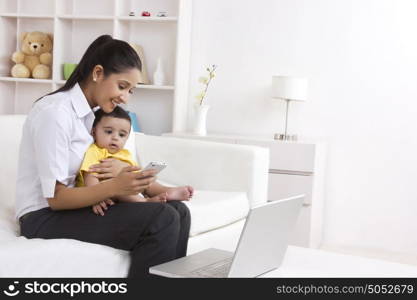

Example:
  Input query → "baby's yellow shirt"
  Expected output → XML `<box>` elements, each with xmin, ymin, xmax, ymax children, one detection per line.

<box><xmin>75</xmin><ymin>143</ymin><xmax>138</xmax><ymax>187</ymax></box>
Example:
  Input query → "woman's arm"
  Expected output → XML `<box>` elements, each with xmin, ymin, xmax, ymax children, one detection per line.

<box><xmin>84</xmin><ymin>170</ymin><xmax>148</xmax><ymax>203</ymax></box>
<box><xmin>83</xmin><ymin>171</ymin><xmax>116</xmax><ymax>216</ymax></box>
<box><xmin>47</xmin><ymin>166</ymin><xmax>157</xmax><ymax>211</ymax></box>
<box><xmin>84</xmin><ymin>169</ymin><xmax>151</xmax><ymax>215</ymax></box>
<box><xmin>47</xmin><ymin>179</ymin><xmax>117</xmax><ymax>210</ymax></box>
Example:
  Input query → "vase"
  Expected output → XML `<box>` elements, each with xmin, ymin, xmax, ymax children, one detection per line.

<box><xmin>153</xmin><ymin>57</ymin><xmax>165</xmax><ymax>86</ymax></box>
<box><xmin>192</xmin><ymin>104</ymin><xmax>210</xmax><ymax>136</ymax></box>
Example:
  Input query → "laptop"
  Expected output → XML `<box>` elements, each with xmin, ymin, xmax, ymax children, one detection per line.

<box><xmin>149</xmin><ymin>195</ymin><xmax>304</xmax><ymax>278</ymax></box>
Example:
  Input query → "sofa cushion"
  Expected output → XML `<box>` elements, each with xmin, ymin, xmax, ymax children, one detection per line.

<box><xmin>1</xmin><ymin>180</ymin><xmax>250</xmax><ymax>240</ymax></box>
<box><xmin>0</xmin><ymin>188</ymin><xmax>248</xmax><ymax>276</ymax></box>
<box><xmin>0</xmin><ymin>206</ymin><xmax>130</xmax><ymax>277</ymax></box>
<box><xmin>0</xmin><ymin>236</ymin><xmax>130</xmax><ymax>277</ymax></box>
<box><xmin>185</xmin><ymin>190</ymin><xmax>249</xmax><ymax>237</ymax></box>
<box><xmin>1</xmin><ymin>187</ymin><xmax>250</xmax><ymax>240</ymax></box>
<box><xmin>0</xmin><ymin>190</ymin><xmax>249</xmax><ymax>276</ymax></box>
<box><xmin>0</xmin><ymin>115</ymin><xmax>26</xmax><ymax>212</ymax></box>
<box><xmin>0</xmin><ymin>208</ymin><xmax>19</xmax><ymax>240</ymax></box>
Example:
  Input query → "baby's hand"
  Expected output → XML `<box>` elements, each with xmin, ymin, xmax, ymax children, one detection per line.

<box><xmin>92</xmin><ymin>199</ymin><xmax>115</xmax><ymax>216</ymax></box>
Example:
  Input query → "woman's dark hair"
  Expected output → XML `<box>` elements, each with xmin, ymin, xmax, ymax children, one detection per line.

<box><xmin>38</xmin><ymin>35</ymin><xmax>141</xmax><ymax>100</ymax></box>
<box><xmin>93</xmin><ymin>106</ymin><xmax>131</xmax><ymax>129</ymax></box>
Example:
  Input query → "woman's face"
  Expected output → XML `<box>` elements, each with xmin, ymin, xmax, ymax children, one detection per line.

<box><xmin>92</xmin><ymin>67</ymin><xmax>141</xmax><ymax>113</ymax></box>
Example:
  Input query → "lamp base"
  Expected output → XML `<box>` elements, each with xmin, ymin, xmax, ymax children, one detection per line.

<box><xmin>274</xmin><ymin>133</ymin><xmax>298</xmax><ymax>141</ymax></box>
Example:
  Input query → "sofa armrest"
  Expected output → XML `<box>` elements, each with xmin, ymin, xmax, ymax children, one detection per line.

<box><xmin>0</xmin><ymin>114</ymin><xmax>26</xmax><ymax>213</ymax></box>
<box><xmin>134</xmin><ymin>134</ymin><xmax>269</xmax><ymax>207</ymax></box>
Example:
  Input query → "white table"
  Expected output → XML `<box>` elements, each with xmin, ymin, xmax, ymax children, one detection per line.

<box><xmin>261</xmin><ymin>246</ymin><xmax>417</xmax><ymax>277</ymax></box>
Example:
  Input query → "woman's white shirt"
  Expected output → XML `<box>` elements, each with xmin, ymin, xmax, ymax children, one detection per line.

<box><xmin>15</xmin><ymin>84</ymin><xmax>95</xmax><ymax>220</ymax></box>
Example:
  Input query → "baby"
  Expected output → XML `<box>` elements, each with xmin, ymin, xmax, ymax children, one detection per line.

<box><xmin>76</xmin><ymin>106</ymin><xmax>193</xmax><ymax>215</ymax></box>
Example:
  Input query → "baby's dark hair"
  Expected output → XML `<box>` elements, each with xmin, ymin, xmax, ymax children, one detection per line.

<box><xmin>92</xmin><ymin>106</ymin><xmax>131</xmax><ymax>129</ymax></box>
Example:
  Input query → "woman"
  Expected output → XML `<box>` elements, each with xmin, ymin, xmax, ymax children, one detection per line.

<box><xmin>15</xmin><ymin>35</ymin><xmax>191</xmax><ymax>278</ymax></box>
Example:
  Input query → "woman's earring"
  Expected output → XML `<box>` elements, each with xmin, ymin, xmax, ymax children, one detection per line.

<box><xmin>93</xmin><ymin>78</ymin><xmax>97</xmax><ymax>82</ymax></box>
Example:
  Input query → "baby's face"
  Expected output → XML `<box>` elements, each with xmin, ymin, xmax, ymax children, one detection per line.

<box><xmin>93</xmin><ymin>116</ymin><xmax>131</xmax><ymax>154</ymax></box>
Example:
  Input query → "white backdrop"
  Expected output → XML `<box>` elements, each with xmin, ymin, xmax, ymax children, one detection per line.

<box><xmin>187</xmin><ymin>0</ymin><xmax>417</xmax><ymax>256</ymax></box>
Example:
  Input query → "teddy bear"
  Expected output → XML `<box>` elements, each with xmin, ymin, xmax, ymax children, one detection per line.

<box><xmin>11</xmin><ymin>31</ymin><xmax>53</xmax><ymax>79</ymax></box>
<box><xmin>129</xmin><ymin>43</ymin><xmax>150</xmax><ymax>84</ymax></box>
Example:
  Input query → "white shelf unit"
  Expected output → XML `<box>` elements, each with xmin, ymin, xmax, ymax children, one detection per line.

<box><xmin>0</xmin><ymin>0</ymin><xmax>192</xmax><ymax>135</ymax></box>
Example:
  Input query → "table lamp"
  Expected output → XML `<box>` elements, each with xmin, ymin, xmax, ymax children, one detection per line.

<box><xmin>271</xmin><ymin>75</ymin><xmax>308</xmax><ymax>141</ymax></box>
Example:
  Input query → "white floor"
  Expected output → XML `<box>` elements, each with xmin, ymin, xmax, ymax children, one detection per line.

<box><xmin>265</xmin><ymin>246</ymin><xmax>417</xmax><ymax>277</ymax></box>
<box><xmin>320</xmin><ymin>244</ymin><xmax>417</xmax><ymax>267</ymax></box>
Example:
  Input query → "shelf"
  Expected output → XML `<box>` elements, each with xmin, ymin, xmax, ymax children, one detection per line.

<box><xmin>136</xmin><ymin>84</ymin><xmax>175</xmax><ymax>90</ymax></box>
<box><xmin>0</xmin><ymin>77</ymin><xmax>53</xmax><ymax>84</ymax></box>
<box><xmin>0</xmin><ymin>77</ymin><xmax>175</xmax><ymax>90</ymax></box>
<box><xmin>0</xmin><ymin>0</ymin><xmax>190</xmax><ymax>135</ymax></box>
<box><xmin>57</xmin><ymin>15</ymin><xmax>114</xmax><ymax>20</ymax></box>
<box><xmin>0</xmin><ymin>13</ymin><xmax>54</xmax><ymax>19</ymax></box>
<box><xmin>55</xmin><ymin>80</ymin><xmax>174</xmax><ymax>90</ymax></box>
<box><xmin>117</xmin><ymin>16</ymin><xmax>178</xmax><ymax>22</ymax></box>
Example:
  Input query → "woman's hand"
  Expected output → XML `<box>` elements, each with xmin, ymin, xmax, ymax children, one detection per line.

<box><xmin>112</xmin><ymin>166</ymin><xmax>157</xmax><ymax>197</ymax></box>
<box><xmin>88</xmin><ymin>158</ymin><xmax>129</xmax><ymax>180</ymax></box>
<box><xmin>92</xmin><ymin>198</ymin><xmax>115</xmax><ymax>216</ymax></box>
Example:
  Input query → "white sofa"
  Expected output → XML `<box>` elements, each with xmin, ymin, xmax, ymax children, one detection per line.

<box><xmin>0</xmin><ymin>115</ymin><xmax>269</xmax><ymax>277</ymax></box>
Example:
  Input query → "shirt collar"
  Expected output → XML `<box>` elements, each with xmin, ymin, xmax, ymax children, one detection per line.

<box><xmin>70</xmin><ymin>83</ymin><xmax>95</xmax><ymax>119</ymax></box>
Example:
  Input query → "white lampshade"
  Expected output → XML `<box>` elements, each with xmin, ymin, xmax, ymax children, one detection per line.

<box><xmin>272</xmin><ymin>75</ymin><xmax>308</xmax><ymax>102</ymax></box>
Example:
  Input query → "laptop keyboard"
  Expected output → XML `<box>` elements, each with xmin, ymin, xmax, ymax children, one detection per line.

<box><xmin>188</xmin><ymin>257</ymin><xmax>233</xmax><ymax>278</ymax></box>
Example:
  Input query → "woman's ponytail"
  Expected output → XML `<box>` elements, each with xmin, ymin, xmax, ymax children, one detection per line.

<box><xmin>36</xmin><ymin>34</ymin><xmax>141</xmax><ymax>101</ymax></box>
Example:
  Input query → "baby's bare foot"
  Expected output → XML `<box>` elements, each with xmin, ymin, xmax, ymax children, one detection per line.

<box><xmin>186</xmin><ymin>186</ymin><xmax>194</xmax><ymax>198</ymax></box>
<box><xmin>167</xmin><ymin>186</ymin><xmax>192</xmax><ymax>201</ymax></box>
<box><xmin>148</xmin><ymin>192</ymin><xmax>167</xmax><ymax>203</ymax></box>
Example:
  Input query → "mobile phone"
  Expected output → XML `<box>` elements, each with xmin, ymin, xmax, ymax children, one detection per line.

<box><xmin>141</xmin><ymin>161</ymin><xmax>167</xmax><ymax>174</ymax></box>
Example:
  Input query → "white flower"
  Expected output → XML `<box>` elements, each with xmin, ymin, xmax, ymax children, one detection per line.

<box><xmin>196</xmin><ymin>65</ymin><xmax>217</xmax><ymax>106</ymax></box>
<box><xmin>199</xmin><ymin>77</ymin><xmax>208</xmax><ymax>84</ymax></box>
<box><xmin>195</xmin><ymin>92</ymin><xmax>205</xmax><ymax>101</ymax></box>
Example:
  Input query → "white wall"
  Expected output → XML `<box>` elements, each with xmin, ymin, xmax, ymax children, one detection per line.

<box><xmin>187</xmin><ymin>0</ymin><xmax>417</xmax><ymax>255</ymax></box>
